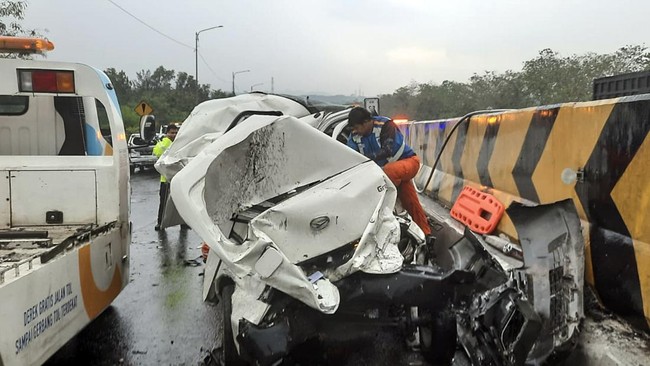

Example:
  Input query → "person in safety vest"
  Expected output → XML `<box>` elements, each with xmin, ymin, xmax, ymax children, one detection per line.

<box><xmin>346</xmin><ymin>107</ymin><xmax>431</xmax><ymax>235</ymax></box>
<box><xmin>153</xmin><ymin>124</ymin><xmax>178</xmax><ymax>231</ymax></box>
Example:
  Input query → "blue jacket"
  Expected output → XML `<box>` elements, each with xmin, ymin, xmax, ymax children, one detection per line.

<box><xmin>347</xmin><ymin>116</ymin><xmax>415</xmax><ymax>167</ymax></box>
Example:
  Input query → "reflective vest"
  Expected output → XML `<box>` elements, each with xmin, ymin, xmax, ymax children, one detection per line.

<box><xmin>153</xmin><ymin>137</ymin><xmax>173</xmax><ymax>182</ymax></box>
<box><xmin>348</xmin><ymin>116</ymin><xmax>414</xmax><ymax>167</ymax></box>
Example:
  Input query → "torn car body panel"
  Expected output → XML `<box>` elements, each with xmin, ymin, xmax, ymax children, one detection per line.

<box><xmin>507</xmin><ymin>200</ymin><xmax>584</xmax><ymax>362</ymax></box>
<box><xmin>156</xmin><ymin>93</ymin><xmax>317</xmax><ymax>228</ymax></box>
<box><xmin>156</xmin><ymin>93</ymin><xmax>313</xmax><ymax>183</ymax></box>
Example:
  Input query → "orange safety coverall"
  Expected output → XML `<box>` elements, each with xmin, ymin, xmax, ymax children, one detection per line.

<box><xmin>383</xmin><ymin>155</ymin><xmax>431</xmax><ymax>235</ymax></box>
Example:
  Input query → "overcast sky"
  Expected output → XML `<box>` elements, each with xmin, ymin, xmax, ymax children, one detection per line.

<box><xmin>24</xmin><ymin>0</ymin><xmax>650</xmax><ymax>96</ymax></box>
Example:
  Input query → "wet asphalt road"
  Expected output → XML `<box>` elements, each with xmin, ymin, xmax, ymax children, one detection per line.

<box><xmin>45</xmin><ymin>169</ymin><xmax>222</xmax><ymax>366</ymax></box>
<box><xmin>42</xmin><ymin>170</ymin><xmax>425</xmax><ymax>366</ymax></box>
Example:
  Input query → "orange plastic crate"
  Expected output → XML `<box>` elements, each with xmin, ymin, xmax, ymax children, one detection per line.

<box><xmin>450</xmin><ymin>186</ymin><xmax>504</xmax><ymax>234</ymax></box>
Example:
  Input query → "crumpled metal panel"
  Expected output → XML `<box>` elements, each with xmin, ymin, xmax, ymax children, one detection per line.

<box><xmin>508</xmin><ymin>199</ymin><xmax>584</xmax><ymax>363</ymax></box>
<box><xmin>156</xmin><ymin>94</ymin><xmax>314</xmax><ymax>228</ymax></box>
<box><xmin>250</xmin><ymin>163</ymin><xmax>394</xmax><ymax>264</ymax></box>
<box><xmin>156</xmin><ymin>93</ymin><xmax>311</xmax><ymax>183</ymax></box>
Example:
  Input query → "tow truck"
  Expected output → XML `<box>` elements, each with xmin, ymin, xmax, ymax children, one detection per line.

<box><xmin>0</xmin><ymin>37</ymin><xmax>130</xmax><ymax>365</ymax></box>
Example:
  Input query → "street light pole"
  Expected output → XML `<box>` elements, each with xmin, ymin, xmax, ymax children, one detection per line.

<box><xmin>195</xmin><ymin>25</ymin><xmax>223</xmax><ymax>88</ymax></box>
<box><xmin>232</xmin><ymin>69</ymin><xmax>250</xmax><ymax>95</ymax></box>
<box><xmin>250</xmin><ymin>83</ymin><xmax>264</xmax><ymax>92</ymax></box>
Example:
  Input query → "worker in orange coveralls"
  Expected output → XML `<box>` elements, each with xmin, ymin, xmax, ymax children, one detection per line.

<box><xmin>346</xmin><ymin>107</ymin><xmax>431</xmax><ymax>235</ymax></box>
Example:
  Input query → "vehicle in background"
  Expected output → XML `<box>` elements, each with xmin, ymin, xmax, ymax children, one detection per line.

<box><xmin>149</xmin><ymin>93</ymin><xmax>584</xmax><ymax>366</ymax></box>
<box><xmin>0</xmin><ymin>37</ymin><xmax>130</xmax><ymax>365</ymax></box>
<box><xmin>158</xmin><ymin>122</ymin><xmax>182</xmax><ymax>136</ymax></box>
<box><xmin>592</xmin><ymin>70</ymin><xmax>650</xmax><ymax>100</ymax></box>
<box><xmin>128</xmin><ymin>133</ymin><xmax>158</xmax><ymax>173</ymax></box>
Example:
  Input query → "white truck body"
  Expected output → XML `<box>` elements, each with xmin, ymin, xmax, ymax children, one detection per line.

<box><xmin>0</xmin><ymin>58</ymin><xmax>130</xmax><ymax>366</ymax></box>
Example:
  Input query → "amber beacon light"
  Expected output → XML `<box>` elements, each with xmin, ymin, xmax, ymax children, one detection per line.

<box><xmin>0</xmin><ymin>36</ymin><xmax>55</xmax><ymax>54</ymax></box>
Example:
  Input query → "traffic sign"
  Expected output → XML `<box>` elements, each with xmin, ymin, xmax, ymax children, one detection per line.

<box><xmin>364</xmin><ymin>98</ymin><xmax>380</xmax><ymax>115</ymax></box>
<box><xmin>135</xmin><ymin>101</ymin><xmax>153</xmax><ymax>116</ymax></box>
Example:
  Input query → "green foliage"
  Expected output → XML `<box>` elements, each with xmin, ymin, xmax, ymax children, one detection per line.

<box><xmin>105</xmin><ymin>66</ymin><xmax>231</xmax><ymax>133</ymax></box>
<box><xmin>120</xmin><ymin>105</ymin><xmax>140</xmax><ymax>133</ymax></box>
<box><xmin>380</xmin><ymin>45</ymin><xmax>650</xmax><ymax>120</ymax></box>
<box><xmin>105</xmin><ymin>68</ymin><xmax>132</xmax><ymax>102</ymax></box>
<box><xmin>379</xmin><ymin>83</ymin><xmax>417</xmax><ymax>118</ymax></box>
<box><xmin>0</xmin><ymin>0</ymin><xmax>43</xmax><ymax>60</ymax></box>
<box><xmin>0</xmin><ymin>0</ymin><xmax>27</xmax><ymax>36</ymax></box>
<box><xmin>0</xmin><ymin>1</ymin><xmax>45</xmax><ymax>59</ymax></box>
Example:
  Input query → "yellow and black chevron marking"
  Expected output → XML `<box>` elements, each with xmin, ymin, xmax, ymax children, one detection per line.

<box><xmin>403</xmin><ymin>96</ymin><xmax>650</xmax><ymax>330</ymax></box>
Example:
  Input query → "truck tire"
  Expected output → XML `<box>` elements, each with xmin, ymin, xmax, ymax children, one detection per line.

<box><xmin>418</xmin><ymin>308</ymin><xmax>457</xmax><ymax>365</ymax></box>
<box><xmin>222</xmin><ymin>284</ymin><xmax>246</xmax><ymax>365</ymax></box>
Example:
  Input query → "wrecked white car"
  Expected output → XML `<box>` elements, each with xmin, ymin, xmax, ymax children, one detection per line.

<box><xmin>150</xmin><ymin>93</ymin><xmax>584</xmax><ymax>365</ymax></box>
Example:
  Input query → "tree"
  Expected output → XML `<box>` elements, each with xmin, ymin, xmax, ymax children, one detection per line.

<box><xmin>210</xmin><ymin>89</ymin><xmax>231</xmax><ymax>99</ymax></box>
<box><xmin>149</xmin><ymin>66</ymin><xmax>176</xmax><ymax>91</ymax></box>
<box><xmin>469</xmin><ymin>71</ymin><xmax>531</xmax><ymax>110</ymax></box>
<box><xmin>520</xmin><ymin>46</ymin><xmax>650</xmax><ymax>105</ymax></box>
<box><xmin>120</xmin><ymin>105</ymin><xmax>140</xmax><ymax>133</ymax></box>
<box><xmin>412</xmin><ymin>82</ymin><xmax>440</xmax><ymax>119</ymax></box>
<box><xmin>133</xmin><ymin>69</ymin><xmax>154</xmax><ymax>91</ymax></box>
<box><xmin>380</xmin><ymin>45</ymin><xmax>650</xmax><ymax>120</ymax></box>
<box><xmin>104</xmin><ymin>66</ymin><xmax>230</xmax><ymax>133</ymax></box>
<box><xmin>435</xmin><ymin>80</ymin><xmax>476</xmax><ymax>118</ymax></box>
<box><xmin>104</xmin><ymin>68</ymin><xmax>132</xmax><ymax>103</ymax></box>
<box><xmin>380</xmin><ymin>83</ymin><xmax>418</xmax><ymax>119</ymax></box>
<box><xmin>132</xmin><ymin>67</ymin><xmax>176</xmax><ymax>92</ymax></box>
<box><xmin>0</xmin><ymin>1</ymin><xmax>45</xmax><ymax>59</ymax></box>
<box><xmin>1</xmin><ymin>0</ymin><xmax>27</xmax><ymax>36</ymax></box>
<box><xmin>611</xmin><ymin>45</ymin><xmax>650</xmax><ymax>74</ymax></box>
<box><xmin>520</xmin><ymin>48</ymin><xmax>568</xmax><ymax>104</ymax></box>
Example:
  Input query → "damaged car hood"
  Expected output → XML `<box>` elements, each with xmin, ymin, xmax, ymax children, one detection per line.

<box><xmin>169</xmin><ymin>110</ymin><xmax>403</xmax><ymax>313</ymax></box>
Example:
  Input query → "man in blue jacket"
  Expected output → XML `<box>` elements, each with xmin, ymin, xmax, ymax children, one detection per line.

<box><xmin>346</xmin><ymin>107</ymin><xmax>431</xmax><ymax>235</ymax></box>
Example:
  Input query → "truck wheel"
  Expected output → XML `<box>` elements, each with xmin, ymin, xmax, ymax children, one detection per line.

<box><xmin>419</xmin><ymin>308</ymin><xmax>457</xmax><ymax>365</ymax></box>
<box><xmin>222</xmin><ymin>284</ymin><xmax>246</xmax><ymax>365</ymax></box>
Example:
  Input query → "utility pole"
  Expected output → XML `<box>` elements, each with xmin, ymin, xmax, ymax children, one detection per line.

<box><xmin>271</xmin><ymin>77</ymin><xmax>274</xmax><ymax>93</ymax></box>
<box><xmin>232</xmin><ymin>70</ymin><xmax>250</xmax><ymax>95</ymax></box>
<box><xmin>194</xmin><ymin>25</ymin><xmax>223</xmax><ymax>98</ymax></box>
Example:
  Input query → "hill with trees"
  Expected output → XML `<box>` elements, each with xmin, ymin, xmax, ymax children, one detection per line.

<box><xmin>379</xmin><ymin>46</ymin><xmax>650</xmax><ymax>120</ymax></box>
<box><xmin>104</xmin><ymin>66</ymin><xmax>229</xmax><ymax>132</ymax></box>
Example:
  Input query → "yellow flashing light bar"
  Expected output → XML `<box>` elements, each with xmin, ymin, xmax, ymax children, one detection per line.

<box><xmin>0</xmin><ymin>36</ymin><xmax>55</xmax><ymax>54</ymax></box>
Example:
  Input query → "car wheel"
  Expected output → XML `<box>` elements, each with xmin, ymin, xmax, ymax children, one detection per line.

<box><xmin>222</xmin><ymin>284</ymin><xmax>247</xmax><ymax>365</ymax></box>
<box><xmin>130</xmin><ymin>165</ymin><xmax>136</xmax><ymax>174</ymax></box>
<box><xmin>418</xmin><ymin>308</ymin><xmax>457</xmax><ymax>365</ymax></box>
